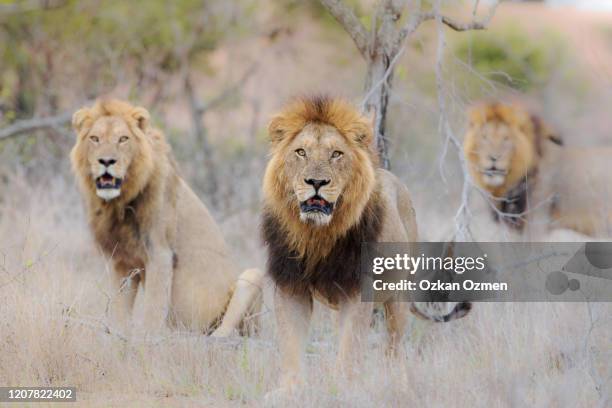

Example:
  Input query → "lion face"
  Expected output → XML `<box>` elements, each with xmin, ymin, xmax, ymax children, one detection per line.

<box><xmin>84</xmin><ymin>116</ymin><xmax>140</xmax><ymax>200</ymax></box>
<box><xmin>464</xmin><ymin>103</ymin><xmax>538</xmax><ymax>195</ymax></box>
<box><xmin>71</xmin><ymin>100</ymin><xmax>154</xmax><ymax>203</ymax></box>
<box><xmin>284</xmin><ymin>123</ymin><xmax>354</xmax><ymax>226</ymax></box>
<box><xmin>263</xmin><ymin>96</ymin><xmax>377</xmax><ymax>243</ymax></box>
<box><xmin>469</xmin><ymin>121</ymin><xmax>516</xmax><ymax>187</ymax></box>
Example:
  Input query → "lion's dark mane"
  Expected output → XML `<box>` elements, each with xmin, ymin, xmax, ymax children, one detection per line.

<box><xmin>262</xmin><ymin>197</ymin><xmax>384</xmax><ymax>305</ymax></box>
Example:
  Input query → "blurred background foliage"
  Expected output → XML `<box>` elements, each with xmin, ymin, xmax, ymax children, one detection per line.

<box><xmin>454</xmin><ymin>24</ymin><xmax>567</xmax><ymax>91</ymax></box>
<box><xmin>0</xmin><ymin>0</ymin><xmax>609</xmax><ymax>223</ymax></box>
<box><xmin>0</xmin><ymin>0</ymin><xmax>247</xmax><ymax>119</ymax></box>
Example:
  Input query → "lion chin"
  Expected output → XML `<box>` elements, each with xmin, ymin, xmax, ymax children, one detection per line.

<box><xmin>481</xmin><ymin>171</ymin><xmax>506</xmax><ymax>187</ymax></box>
<box><xmin>299</xmin><ymin>211</ymin><xmax>331</xmax><ymax>226</ymax></box>
<box><xmin>96</xmin><ymin>188</ymin><xmax>121</xmax><ymax>201</ymax></box>
<box><xmin>299</xmin><ymin>195</ymin><xmax>334</xmax><ymax>226</ymax></box>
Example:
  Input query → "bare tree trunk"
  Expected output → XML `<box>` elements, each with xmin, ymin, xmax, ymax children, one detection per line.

<box><xmin>364</xmin><ymin>53</ymin><xmax>393</xmax><ymax>169</ymax></box>
<box><xmin>362</xmin><ymin>0</ymin><xmax>402</xmax><ymax>169</ymax></box>
<box><xmin>320</xmin><ymin>0</ymin><xmax>497</xmax><ymax>170</ymax></box>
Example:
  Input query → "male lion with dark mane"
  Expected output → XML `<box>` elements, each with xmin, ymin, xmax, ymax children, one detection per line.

<box><xmin>71</xmin><ymin>99</ymin><xmax>263</xmax><ymax>337</ymax></box>
<box><xmin>464</xmin><ymin>102</ymin><xmax>612</xmax><ymax>237</ymax></box>
<box><xmin>261</xmin><ymin>95</ymin><xmax>471</xmax><ymax>397</ymax></box>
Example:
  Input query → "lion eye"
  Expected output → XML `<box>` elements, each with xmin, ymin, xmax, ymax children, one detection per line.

<box><xmin>89</xmin><ymin>135</ymin><xmax>99</xmax><ymax>143</ymax></box>
<box><xmin>331</xmin><ymin>150</ymin><xmax>343</xmax><ymax>159</ymax></box>
<box><xmin>118</xmin><ymin>135</ymin><xmax>129</xmax><ymax>143</ymax></box>
<box><xmin>295</xmin><ymin>148</ymin><xmax>306</xmax><ymax>157</ymax></box>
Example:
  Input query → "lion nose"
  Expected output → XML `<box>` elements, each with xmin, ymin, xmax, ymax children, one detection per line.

<box><xmin>488</xmin><ymin>155</ymin><xmax>497</xmax><ymax>162</ymax></box>
<box><xmin>98</xmin><ymin>158</ymin><xmax>117</xmax><ymax>167</ymax></box>
<box><xmin>305</xmin><ymin>178</ymin><xmax>330</xmax><ymax>191</ymax></box>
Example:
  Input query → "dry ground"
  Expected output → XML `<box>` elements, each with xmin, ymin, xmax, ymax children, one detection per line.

<box><xmin>0</xmin><ymin>176</ymin><xmax>610</xmax><ymax>408</ymax></box>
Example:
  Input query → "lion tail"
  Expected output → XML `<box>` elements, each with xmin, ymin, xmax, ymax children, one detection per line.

<box><xmin>410</xmin><ymin>301</ymin><xmax>472</xmax><ymax>322</ymax></box>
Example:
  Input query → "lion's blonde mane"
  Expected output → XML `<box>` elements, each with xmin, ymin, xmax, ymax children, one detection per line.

<box><xmin>463</xmin><ymin>102</ymin><xmax>546</xmax><ymax>198</ymax></box>
<box><xmin>262</xmin><ymin>96</ymin><xmax>380</xmax><ymax>264</ymax></box>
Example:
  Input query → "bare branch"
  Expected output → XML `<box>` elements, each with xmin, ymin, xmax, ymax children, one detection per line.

<box><xmin>0</xmin><ymin>112</ymin><xmax>72</xmax><ymax>141</ymax></box>
<box><xmin>422</xmin><ymin>6</ymin><xmax>498</xmax><ymax>32</ymax></box>
<box><xmin>433</xmin><ymin>0</ymin><xmax>473</xmax><ymax>241</ymax></box>
<box><xmin>394</xmin><ymin>0</ymin><xmax>498</xmax><ymax>53</ymax></box>
<box><xmin>394</xmin><ymin>0</ymin><xmax>424</xmax><ymax>53</ymax></box>
<box><xmin>319</xmin><ymin>0</ymin><xmax>370</xmax><ymax>56</ymax></box>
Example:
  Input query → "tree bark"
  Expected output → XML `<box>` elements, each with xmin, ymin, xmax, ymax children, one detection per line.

<box><xmin>364</xmin><ymin>53</ymin><xmax>393</xmax><ymax>170</ymax></box>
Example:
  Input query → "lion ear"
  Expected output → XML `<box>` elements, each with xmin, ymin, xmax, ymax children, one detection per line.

<box><xmin>268</xmin><ymin>116</ymin><xmax>286</xmax><ymax>145</ymax></box>
<box><xmin>352</xmin><ymin>119</ymin><xmax>373</xmax><ymax>146</ymax></box>
<box><xmin>468</xmin><ymin>106</ymin><xmax>485</xmax><ymax>127</ymax></box>
<box><xmin>542</xmin><ymin>122</ymin><xmax>563</xmax><ymax>146</ymax></box>
<box><xmin>131</xmin><ymin>106</ymin><xmax>150</xmax><ymax>131</ymax></box>
<box><xmin>72</xmin><ymin>107</ymin><xmax>91</xmax><ymax>134</ymax></box>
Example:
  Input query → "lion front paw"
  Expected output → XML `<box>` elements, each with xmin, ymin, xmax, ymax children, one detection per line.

<box><xmin>264</xmin><ymin>376</ymin><xmax>304</xmax><ymax>406</ymax></box>
<box><xmin>263</xmin><ymin>386</ymin><xmax>300</xmax><ymax>406</ymax></box>
<box><xmin>210</xmin><ymin>326</ymin><xmax>235</xmax><ymax>338</ymax></box>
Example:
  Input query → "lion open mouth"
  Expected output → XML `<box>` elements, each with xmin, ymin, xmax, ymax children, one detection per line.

<box><xmin>482</xmin><ymin>167</ymin><xmax>507</xmax><ymax>177</ymax></box>
<box><xmin>95</xmin><ymin>173</ymin><xmax>122</xmax><ymax>190</ymax></box>
<box><xmin>300</xmin><ymin>196</ymin><xmax>334</xmax><ymax>215</ymax></box>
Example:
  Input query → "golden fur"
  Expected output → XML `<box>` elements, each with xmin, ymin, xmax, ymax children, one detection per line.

<box><xmin>71</xmin><ymin>99</ymin><xmax>263</xmax><ymax>336</ymax></box>
<box><xmin>547</xmin><ymin>147</ymin><xmax>612</xmax><ymax>236</ymax></box>
<box><xmin>464</xmin><ymin>102</ymin><xmax>612</xmax><ymax>236</ymax></box>
<box><xmin>463</xmin><ymin>102</ymin><xmax>561</xmax><ymax>229</ymax></box>
<box><xmin>464</xmin><ymin>102</ymin><xmax>560</xmax><ymax>198</ymax></box>
<box><xmin>264</xmin><ymin>96</ymin><xmax>379</xmax><ymax>265</ymax></box>
<box><xmin>262</xmin><ymin>96</ymin><xmax>470</xmax><ymax>400</ymax></box>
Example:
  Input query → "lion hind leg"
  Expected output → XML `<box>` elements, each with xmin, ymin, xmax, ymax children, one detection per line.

<box><xmin>211</xmin><ymin>268</ymin><xmax>265</xmax><ymax>337</ymax></box>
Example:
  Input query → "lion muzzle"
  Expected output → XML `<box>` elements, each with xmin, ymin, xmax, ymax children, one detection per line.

<box><xmin>480</xmin><ymin>167</ymin><xmax>508</xmax><ymax>187</ymax></box>
<box><xmin>299</xmin><ymin>195</ymin><xmax>334</xmax><ymax>215</ymax></box>
<box><xmin>94</xmin><ymin>164</ymin><xmax>123</xmax><ymax>201</ymax></box>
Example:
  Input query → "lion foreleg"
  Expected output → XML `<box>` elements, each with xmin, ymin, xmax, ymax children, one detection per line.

<box><xmin>108</xmin><ymin>266</ymin><xmax>139</xmax><ymax>335</ymax></box>
<box><xmin>274</xmin><ymin>288</ymin><xmax>312</xmax><ymax>392</ymax></box>
<box><xmin>142</xmin><ymin>246</ymin><xmax>173</xmax><ymax>335</ymax></box>
<box><xmin>212</xmin><ymin>268</ymin><xmax>265</xmax><ymax>337</ymax></box>
<box><xmin>336</xmin><ymin>297</ymin><xmax>373</xmax><ymax>379</ymax></box>
<box><xmin>383</xmin><ymin>300</ymin><xmax>408</xmax><ymax>357</ymax></box>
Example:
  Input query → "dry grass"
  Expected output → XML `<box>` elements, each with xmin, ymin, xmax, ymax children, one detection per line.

<box><xmin>0</xmin><ymin>177</ymin><xmax>610</xmax><ymax>408</ymax></box>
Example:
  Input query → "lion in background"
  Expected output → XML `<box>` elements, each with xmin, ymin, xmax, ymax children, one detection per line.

<box><xmin>464</xmin><ymin>102</ymin><xmax>612</xmax><ymax>237</ymax></box>
<box><xmin>262</xmin><ymin>95</ymin><xmax>471</xmax><ymax>398</ymax></box>
<box><xmin>71</xmin><ymin>99</ymin><xmax>263</xmax><ymax>337</ymax></box>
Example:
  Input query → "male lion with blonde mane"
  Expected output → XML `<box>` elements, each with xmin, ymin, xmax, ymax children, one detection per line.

<box><xmin>464</xmin><ymin>102</ymin><xmax>612</xmax><ymax>237</ymax></box>
<box><xmin>71</xmin><ymin>99</ymin><xmax>263</xmax><ymax>337</ymax></box>
<box><xmin>262</xmin><ymin>95</ymin><xmax>471</xmax><ymax>398</ymax></box>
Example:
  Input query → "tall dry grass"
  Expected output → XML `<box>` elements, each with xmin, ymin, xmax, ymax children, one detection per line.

<box><xmin>0</xmin><ymin>176</ymin><xmax>610</xmax><ymax>407</ymax></box>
